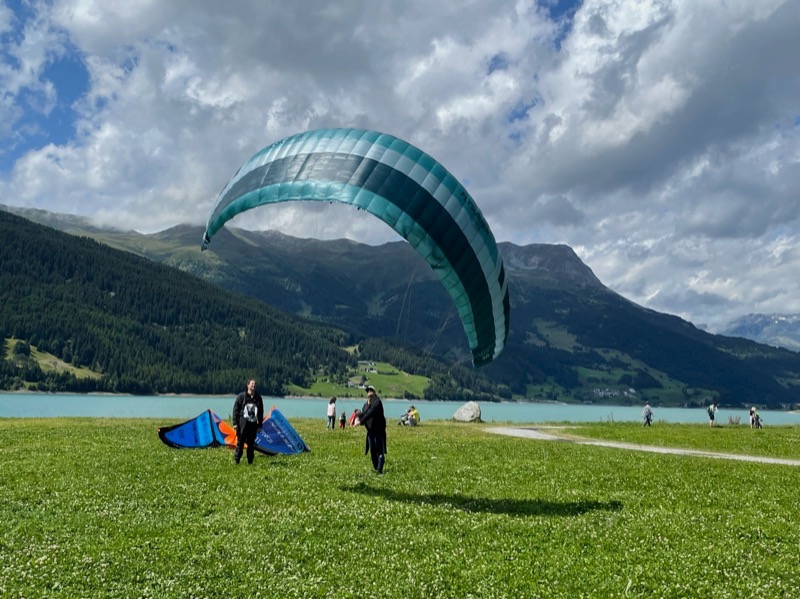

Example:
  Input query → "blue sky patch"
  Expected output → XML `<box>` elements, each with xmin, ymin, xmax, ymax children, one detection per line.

<box><xmin>539</xmin><ymin>0</ymin><xmax>583</xmax><ymax>21</ymax></box>
<box><xmin>508</xmin><ymin>97</ymin><xmax>541</xmax><ymax>123</ymax></box>
<box><xmin>487</xmin><ymin>53</ymin><xmax>509</xmax><ymax>75</ymax></box>
<box><xmin>538</xmin><ymin>0</ymin><xmax>582</xmax><ymax>50</ymax></box>
<box><xmin>0</xmin><ymin>2</ymin><xmax>90</xmax><ymax>171</ymax></box>
<box><xmin>38</xmin><ymin>53</ymin><xmax>89</xmax><ymax>139</ymax></box>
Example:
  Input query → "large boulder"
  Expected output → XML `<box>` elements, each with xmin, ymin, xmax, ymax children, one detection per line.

<box><xmin>453</xmin><ymin>401</ymin><xmax>482</xmax><ymax>423</ymax></box>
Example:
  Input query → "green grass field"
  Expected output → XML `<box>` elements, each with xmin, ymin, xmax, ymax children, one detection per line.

<box><xmin>2</xmin><ymin>419</ymin><xmax>799</xmax><ymax>598</ymax></box>
<box><xmin>567</xmin><ymin>422</ymin><xmax>800</xmax><ymax>460</ymax></box>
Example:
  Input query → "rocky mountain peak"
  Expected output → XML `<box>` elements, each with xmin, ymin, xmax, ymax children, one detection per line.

<box><xmin>500</xmin><ymin>242</ymin><xmax>604</xmax><ymax>289</ymax></box>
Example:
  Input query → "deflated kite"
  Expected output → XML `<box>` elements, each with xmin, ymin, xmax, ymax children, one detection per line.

<box><xmin>158</xmin><ymin>409</ymin><xmax>235</xmax><ymax>449</ymax></box>
<box><xmin>158</xmin><ymin>408</ymin><xmax>309</xmax><ymax>455</ymax></box>
<box><xmin>255</xmin><ymin>407</ymin><xmax>309</xmax><ymax>455</ymax></box>
<box><xmin>202</xmin><ymin>128</ymin><xmax>510</xmax><ymax>366</ymax></box>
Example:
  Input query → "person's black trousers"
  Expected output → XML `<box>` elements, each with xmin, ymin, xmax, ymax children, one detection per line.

<box><xmin>234</xmin><ymin>422</ymin><xmax>258</xmax><ymax>464</ymax></box>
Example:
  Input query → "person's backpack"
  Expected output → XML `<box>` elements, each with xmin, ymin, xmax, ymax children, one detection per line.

<box><xmin>707</xmin><ymin>406</ymin><xmax>713</xmax><ymax>417</ymax></box>
<box><xmin>243</xmin><ymin>403</ymin><xmax>258</xmax><ymax>423</ymax></box>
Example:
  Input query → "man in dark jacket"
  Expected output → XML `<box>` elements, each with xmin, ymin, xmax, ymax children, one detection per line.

<box><xmin>359</xmin><ymin>385</ymin><xmax>386</xmax><ymax>474</ymax></box>
<box><xmin>232</xmin><ymin>378</ymin><xmax>264</xmax><ymax>465</ymax></box>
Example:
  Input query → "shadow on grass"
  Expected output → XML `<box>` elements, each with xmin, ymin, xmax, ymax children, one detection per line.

<box><xmin>342</xmin><ymin>483</ymin><xmax>623</xmax><ymax>517</ymax></box>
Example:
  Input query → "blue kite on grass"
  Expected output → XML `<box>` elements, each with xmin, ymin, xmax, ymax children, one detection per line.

<box><xmin>158</xmin><ymin>407</ymin><xmax>309</xmax><ymax>455</ymax></box>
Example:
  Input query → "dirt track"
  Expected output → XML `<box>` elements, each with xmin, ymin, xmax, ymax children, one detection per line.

<box><xmin>487</xmin><ymin>426</ymin><xmax>800</xmax><ymax>466</ymax></box>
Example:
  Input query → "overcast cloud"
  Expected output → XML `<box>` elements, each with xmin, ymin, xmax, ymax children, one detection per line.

<box><xmin>1</xmin><ymin>0</ymin><xmax>798</xmax><ymax>332</ymax></box>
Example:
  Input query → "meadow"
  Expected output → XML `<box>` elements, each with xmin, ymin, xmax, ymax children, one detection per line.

<box><xmin>2</xmin><ymin>418</ymin><xmax>799</xmax><ymax>598</ymax></box>
<box><xmin>285</xmin><ymin>361</ymin><xmax>431</xmax><ymax>400</ymax></box>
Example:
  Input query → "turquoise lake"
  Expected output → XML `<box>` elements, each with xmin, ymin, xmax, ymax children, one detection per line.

<box><xmin>2</xmin><ymin>393</ymin><xmax>799</xmax><ymax>425</ymax></box>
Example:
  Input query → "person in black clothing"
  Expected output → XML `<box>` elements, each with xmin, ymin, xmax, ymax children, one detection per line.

<box><xmin>232</xmin><ymin>378</ymin><xmax>264</xmax><ymax>465</ymax></box>
<box><xmin>359</xmin><ymin>385</ymin><xmax>386</xmax><ymax>474</ymax></box>
<box><xmin>707</xmin><ymin>403</ymin><xmax>717</xmax><ymax>428</ymax></box>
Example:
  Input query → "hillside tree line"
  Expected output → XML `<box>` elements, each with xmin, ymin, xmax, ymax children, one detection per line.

<box><xmin>0</xmin><ymin>211</ymin><xmax>356</xmax><ymax>394</ymax></box>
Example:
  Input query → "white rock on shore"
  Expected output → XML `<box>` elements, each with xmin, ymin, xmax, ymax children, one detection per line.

<box><xmin>453</xmin><ymin>401</ymin><xmax>482</xmax><ymax>423</ymax></box>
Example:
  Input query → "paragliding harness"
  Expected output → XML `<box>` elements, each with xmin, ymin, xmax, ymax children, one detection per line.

<box><xmin>243</xmin><ymin>403</ymin><xmax>258</xmax><ymax>423</ymax></box>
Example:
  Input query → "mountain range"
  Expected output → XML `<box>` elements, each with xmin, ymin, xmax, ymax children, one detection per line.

<box><xmin>3</xmin><ymin>204</ymin><xmax>799</xmax><ymax>408</ymax></box>
<box><xmin>722</xmin><ymin>314</ymin><xmax>800</xmax><ymax>352</ymax></box>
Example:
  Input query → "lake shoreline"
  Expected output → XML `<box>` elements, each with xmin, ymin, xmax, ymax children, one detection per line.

<box><xmin>1</xmin><ymin>390</ymin><xmax>790</xmax><ymax>414</ymax></box>
<box><xmin>3</xmin><ymin>392</ymin><xmax>800</xmax><ymax>424</ymax></box>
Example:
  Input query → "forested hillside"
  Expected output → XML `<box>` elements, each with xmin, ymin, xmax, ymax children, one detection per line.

<box><xmin>5</xmin><ymin>206</ymin><xmax>800</xmax><ymax>408</ymax></box>
<box><xmin>0</xmin><ymin>211</ymin><xmax>355</xmax><ymax>394</ymax></box>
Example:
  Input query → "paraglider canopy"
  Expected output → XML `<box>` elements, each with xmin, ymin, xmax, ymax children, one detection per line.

<box><xmin>202</xmin><ymin>127</ymin><xmax>509</xmax><ymax>366</ymax></box>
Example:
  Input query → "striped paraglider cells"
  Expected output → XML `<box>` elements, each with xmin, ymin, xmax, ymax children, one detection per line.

<box><xmin>203</xmin><ymin>128</ymin><xmax>509</xmax><ymax>366</ymax></box>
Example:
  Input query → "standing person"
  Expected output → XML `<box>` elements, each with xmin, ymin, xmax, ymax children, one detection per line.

<box><xmin>326</xmin><ymin>397</ymin><xmax>337</xmax><ymax>430</ymax></box>
<box><xmin>707</xmin><ymin>403</ymin><xmax>717</xmax><ymax>427</ymax></box>
<box><xmin>232</xmin><ymin>378</ymin><xmax>264</xmax><ymax>465</ymax></box>
<box><xmin>339</xmin><ymin>409</ymin><xmax>347</xmax><ymax>429</ymax></box>
<box><xmin>749</xmin><ymin>406</ymin><xmax>756</xmax><ymax>428</ymax></box>
<box><xmin>359</xmin><ymin>386</ymin><xmax>386</xmax><ymax>474</ymax></box>
<box><xmin>642</xmin><ymin>401</ymin><xmax>653</xmax><ymax>426</ymax></box>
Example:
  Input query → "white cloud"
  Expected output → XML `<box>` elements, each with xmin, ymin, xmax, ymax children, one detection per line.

<box><xmin>1</xmin><ymin>0</ymin><xmax>799</xmax><ymax>332</ymax></box>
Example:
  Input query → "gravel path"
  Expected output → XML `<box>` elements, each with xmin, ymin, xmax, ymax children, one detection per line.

<box><xmin>487</xmin><ymin>426</ymin><xmax>800</xmax><ymax>466</ymax></box>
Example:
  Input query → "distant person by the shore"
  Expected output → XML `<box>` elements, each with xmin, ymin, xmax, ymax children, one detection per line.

<box><xmin>642</xmin><ymin>402</ymin><xmax>653</xmax><ymax>427</ymax></box>
<box><xmin>750</xmin><ymin>407</ymin><xmax>763</xmax><ymax>429</ymax></box>
<box><xmin>326</xmin><ymin>397</ymin><xmax>337</xmax><ymax>430</ymax></box>
<box><xmin>707</xmin><ymin>403</ymin><xmax>717</xmax><ymax>427</ymax></box>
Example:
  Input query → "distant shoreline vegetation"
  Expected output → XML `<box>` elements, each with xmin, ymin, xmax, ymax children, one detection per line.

<box><xmin>0</xmin><ymin>336</ymin><xmax>786</xmax><ymax>409</ymax></box>
<box><xmin>0</xmin><ymin>336</ymin><xmax>792</xmax><ymax>409</ymax></box>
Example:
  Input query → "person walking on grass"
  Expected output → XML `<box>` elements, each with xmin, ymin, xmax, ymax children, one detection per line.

<box><xmin>326</xmin><ymin>397</ymin><xmax>337</xmax><ymax>430</ymax></box>
<box><xmin>707</xmin><ymin>403</ymin><xmax>717</xmax><ymax>427</ymax></box>
<box><xmin>642</xmin><ymin>401</ymin><xmax>653</xmax><ymax>426</ymax></box>
<box><xmin>359</xmin><ymin>386</ymin><xmax>386</xmax><ymax>474</ymax></box>
<box><xmin>749</xmin><ymin>406</ymin><xmax>764</xmax><ymax>429</ymax></box>
<box><xmin>232</xmin><ymin>378</ymin><xmax>264</xmax><ymax>465</ymax></box>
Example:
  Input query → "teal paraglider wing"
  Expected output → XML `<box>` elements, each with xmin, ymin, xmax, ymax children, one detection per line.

<box><xmin>202</xmin><ymin>128</ymin><xmax>509</xmax><ymax>366</ymax></box>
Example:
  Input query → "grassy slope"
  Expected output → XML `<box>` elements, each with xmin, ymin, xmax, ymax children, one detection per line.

<box><xmin>3</xmin><ymin>337</ymin><xmax>102</xmax><ymax>380</ymax></box>
<box><xmin>2</xmin><ymin>420</ymin><xmax>798</xmax><ymax>598</ymax></box>
<box><xmin>286</xmin><ymin>361</ymin><xmax>430</xmax><ymax>399</ymax></box>
<box><xmin>4</xmin><ymin>332</ymin><xmax>426</xmax><ymax>398</ymax></box>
